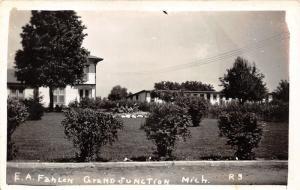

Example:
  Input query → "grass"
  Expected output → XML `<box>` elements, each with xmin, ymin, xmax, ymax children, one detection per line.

<box><xmin>11</xmin><ymin>112</ymin><xmax>288</xmax><ymax>161</ymax></box>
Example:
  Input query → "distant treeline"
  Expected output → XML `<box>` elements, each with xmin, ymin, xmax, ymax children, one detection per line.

<box><xmin>154</xmin><ymin>81</ymin><xmax>215</xmax><ymax>91</ymax></box>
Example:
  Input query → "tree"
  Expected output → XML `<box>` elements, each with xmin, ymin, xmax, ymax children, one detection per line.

<box><xmin>15</xmin><ymin>11</ymin><xmax>89</xmax><ymax>111</ymax></box>
<box><xmin>181</xmin><ymin>81</ymin><xmax>215</xmax><ymax>91</ymax></box>
<box><xmin>154</xmin><ymin>81</ymin><xmax>214</xmax><ymax>91</ymax></box>
<box><xmin>219</xmin><ymin>57</ymin><xmax>268</xmax><ymax>104</ymax></box>
<box><xmin>154</xmin><ymin>81</ymin><xmax>181</xmax><ymax>90</ymax></box>
<box><xmin>272</xmin><ymin>80</ymin><xmax>289</xmax><ymax>102</ymax></box>
<box><xmin>108</xmin><ymin>85</ymin><xmax>128</xmax><ymax>101</ymax></box>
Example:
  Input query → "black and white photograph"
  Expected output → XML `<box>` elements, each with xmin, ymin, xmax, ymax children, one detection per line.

<box><xmin>1</xmin><ymin>1</ymin><xmax>299</xmax><ymax>189</ymax></box>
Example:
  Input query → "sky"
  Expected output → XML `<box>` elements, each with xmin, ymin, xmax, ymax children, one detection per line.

<box><xmin>7</xmin><ymin>10</ymin><xmax>289</xmax><ymax>98</ymax></box>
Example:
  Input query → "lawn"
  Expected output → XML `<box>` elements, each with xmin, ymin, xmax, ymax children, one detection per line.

<box><xmin>11</xmin><ymin>112</ymin><xmax>288</xmax><ymax>161</ymax></box>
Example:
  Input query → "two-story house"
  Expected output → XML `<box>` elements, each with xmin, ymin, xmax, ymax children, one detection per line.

<box><xmin>7</xmin><ymin>55</ymin><xmax>103</xmax><ymax>107</ymax></box>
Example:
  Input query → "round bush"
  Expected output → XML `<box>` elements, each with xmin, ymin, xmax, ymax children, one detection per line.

<box><xmin>143</xmin><ymin>103</ymin><xmax>192</xmax><ymax>159</ymax></box>
<box><xmin>175</xmin><ymin>96</ymin><xmax>209</xmax><ymax>127</ymax></box>
<box><xmin>61</xmin><ymin>108</ymin><xmax>123</xmax><ymax>161</ymax></box>
<box><xmin>218</xmin><ymin>111</ymin><xmax>263</xmax><ymax>160</ymax></box>
<box><xmin>7</xmin><ymin>98</ymin><xmax>29</xmax><ymax>160</ymax></box>
<box><xmin>23</xmin><ymin>98</ymin><xmax>44</xmax><ymax>120</ymax></box>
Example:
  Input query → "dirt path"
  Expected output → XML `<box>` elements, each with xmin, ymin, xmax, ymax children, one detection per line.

<box><xmin>6</xmin><ymin>161</ymin><xmax>287</xmax><ymax>185</ymax></box>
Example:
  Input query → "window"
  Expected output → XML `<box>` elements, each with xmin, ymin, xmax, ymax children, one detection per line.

<box><xmin>79</xmin><ymin>89</ymin><xmax>92</xmax><ymax>99</ymax></box>
<box><xmin>83</xmin><ymin>66</ymin><xmax>89</xmax><ymax>81</ymax></box>
<box><xmin>9</xmin><ymin>89</ymin><xmax>24</xmax><ymax>99</ymax></box>
<box><xmin>85</xmin><ymin>90</ymin><xmax>89</xmax><ymax>98</ymax></box>
<box><xmin>89</xmin><ymin>64</ymin><xmax>95</xmax><ymax>73</ymax></box>
<box><xmin>53</xmin><ymin>88</ymin><xmax>65</xmax><ymax>105</ymax></box>
<box><xmin>18</xmin><ymin>89</ymin><xmax>24</xmax><ymax>99</ymax></box>
<box><xmin>10</xmin><ymin>89</ymin><xmax>17</xmax><ymax>97</ymax></box>
<box><xmin>207</xmin><ymin>94</ymin><xmax>211</xmax><ymax>100</ymax></box>
<box><xmin>80</xmin><ymin>89</ymin><xmax>84</xmax><ymax>99</ymax></box>
<box><xmin>213</xmin><ymin>94</ymin><xmax>217</xmax><ymax>100</ymax></box>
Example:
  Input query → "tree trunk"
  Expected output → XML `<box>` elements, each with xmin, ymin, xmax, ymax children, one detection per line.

<box><xmin>33</xmin><ymin>87</ymin><xmax>39</xmax><ymax>101</ymax></box>
<box><xmin>49</xmin><ymin>87</ymin><xmax>54</xmax><ymax>112</ymax></box>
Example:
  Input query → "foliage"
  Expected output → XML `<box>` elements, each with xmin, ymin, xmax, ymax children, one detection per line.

<box><xmin>68</xmin><ymin>98</ymin><xmax>153</xmax><ymax>113</ymax></box>
<box><xmin>15</xmin><ymin>11</ymin><xmax>89</xmax><ymax>110</ymax></box>
<box><xmin>151</xmin><ymin>81</ymin><xmax>215</xmax><ymax>102</ymax></box>
<box><xmin>61</xmin><ymin>108</ymin><xmax>123</xmax><ymax>161</ymax></box>
<box><xmin>219</xmin><ymin>56</ymin><xmax>268</xmax><ymax>104</ymax></box>
<box><xmin>108</xmin><ymin>85</ymin><xmax>128</xmax><ymax>101</ymax></box>
<box><xmin>272</xmin><ymin>80</ymin><xmax>289</xmax><ymax>102</ymax></box>
<box><xmin>209</xmin><ymin>101</ymin><xmax>288</xmax><ymax>122</ymax></box>
<box><xmin>154</xmin><ymin>81</ymin><xmax>215</xmax><ymax>91</ymax></box>
<box><xmin>181</xmin><ymin>81</ymin><xmax>215</xmax><ymax>91</ymax></box>
<box><xmin>154</xmin><ymin>81</ymin><xmax>181</xmax><ymax>90</ymax></box>
<box><xmin>218</xmin><ymin>111</ymin><xmax>263</xmax><ymax>160</ymax></box>
<box><xmin>54</xmin><ymin>105</ymin><xmax>65</xmax><ymax>112</ymax></box>
<box><xmin>22</xmin><ymin>97</ymin><xmax>44</xmax><ymax>120</ymax></box>
<box><xmin>263</xmin><ymin>100</ymin><xmax>289</xmax><ymax>122</ymax></box>
<box><xmin>143</xmin><ymin>103</ymin><xmax>192</xmax><ymax>159</ymax></box>
<box><xmin>7</xmin><ymin>98</ymin><xmax>29</xmax><ymax>160</ymax></box>
<box><xmin>175</xmin><ymin>96</ymin><xmax>209</xmax><ymax>127</ymax></box>
<box><xmin>150</xmin><ymin>90</ymin><xmax>183</xmax><ymax>102</ymax></box>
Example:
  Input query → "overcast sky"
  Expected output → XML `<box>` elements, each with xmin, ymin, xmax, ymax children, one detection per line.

<box><xmin>8</xmin><ymin>10</ymin><xmax>289</xmax><ymax>97</ymax></box>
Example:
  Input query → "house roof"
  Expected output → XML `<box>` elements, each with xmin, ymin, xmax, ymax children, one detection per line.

<box><xmin>127</xmin><ymin>90</ymin><xmax>151</xmax><ymax>98</ymax></box>
<box><xmin>87</xmin><ymin>55</ymin><xmax>103</xmax><ymax>65</ymax></box>
<box><xmin>7</xmin><ymin>55</ymin><xmax>102</xmax><ymax>84</ymax></box>
<box><xmin>155</xmin><ymin>89</ymin><xmax>220</xmax><ymax>94</ymax></box>
<box><xmin>127</xmin><ymin>89</ymin><xmax>222</xmax><ymax>98</ymax></box>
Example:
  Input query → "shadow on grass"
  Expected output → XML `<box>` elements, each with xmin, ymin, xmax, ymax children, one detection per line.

<box><xmin>51</xmin><ymin>157</ymin><xmax>109</xmax><ymax>162</ymax></box>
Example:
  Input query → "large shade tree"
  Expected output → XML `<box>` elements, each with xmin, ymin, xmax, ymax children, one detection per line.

<box><xmin>219</xmin><ymin>57</ymin><xmax>268</xmax><ymax>104</ymax></box>
<box><xmin>15</xmin><ymin>11</ymin><xmax>89</xmax><ymax>110</ymax></box>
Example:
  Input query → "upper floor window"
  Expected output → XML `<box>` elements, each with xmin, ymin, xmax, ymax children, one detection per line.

<box><xmin>89</xmin><ymin>64</ymin><xmax>95</xmax><ymax>73</ymax></box>
<box><xmin>83</xmin><ymin>66</ymin><xmax>89</xmax><ymax>81</ymax></box>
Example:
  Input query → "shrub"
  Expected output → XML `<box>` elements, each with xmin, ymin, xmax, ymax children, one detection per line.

<box><xmin>7</xmin><ymin>98</ymin><xmax>29</xmax><ymax>160</ymax></box>
<box><xmin>143</xmin><ymin>103</ymin><xmax>192</xmax><ymax>159</ymax></box>
<box><xmin>61</xmin><ymin>108</ymin><xmax>123</xmax><ymax>161</ymax></box>
<box><xmin>262</xmin><ymin>100</ymin><xmax>288</xmax><ymax>122</ymax></box>
<box><xmin>175</xmin><ymin>96</ymin><xmax>209</xmax><ymax>127</ymax></box>
<box><xmin>23</xmin><ymin>97</ymin><xmax>44</xmax><ymax>120</ymax></box>
<box><xmin>136</xmin><ymin>101</ymin><xmax>151</xmax><ymax>112</ymax></box>
<box><xmin>209</xmin><ymin>101</ymin><xmax>289</xmax><ymax>122</ymax></box>
<box><xmin>218</xmin><ymin>111</ymin><xmax>263</xmax><ymax>160</ymax></box>
<box><xmin>54</xmin><ymin>104</ymin><xmax>64</xmax><ymax>112</ymax></box>
<box><xmin>77</xmin><ymin>97</ymin><xmax>97</xmax><ymax>109</ymax></box>
<box><xmin>68</xmin><ymin>98</ymin><xmax>154</xmax><ymax>113</ymax></box>
<box><xmin>150</xmin><ymin>90</ymin><xmax>183</xmax><ymax>102</ymax></box>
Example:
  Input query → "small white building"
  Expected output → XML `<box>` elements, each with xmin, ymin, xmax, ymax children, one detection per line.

<box><xmin>127</xmin><ymin>90</ymin><xmax>222</xmax><ymax>104</ymax></box>
<box><xmin>7</xmin><ymin>55</ymin><xmax>103</xmax><ymax>107</ymax></box>
<box><xmin>127</xmin><ymin>89</ymin><xmax>273</xmax><ymax>105</ymax></box>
